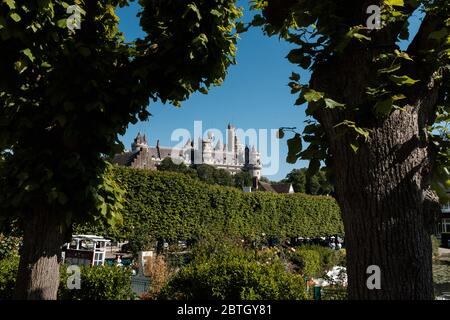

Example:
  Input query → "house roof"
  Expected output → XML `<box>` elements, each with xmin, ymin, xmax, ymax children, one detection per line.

<box><xmin>272</xmin><ymin>183</ymin><xmax>293</xmax><ymax>194</ymax></box>
<box><xmin>258</xmin><ymin>181</ymin><xmax>277</xmax><ymax>193</ymax></box>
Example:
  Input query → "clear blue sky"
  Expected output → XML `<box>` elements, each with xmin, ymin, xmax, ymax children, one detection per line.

<box><xmin>116</xmin><ymin>1</ymin><xmax>422</xmax><ymax>181</ymax></box>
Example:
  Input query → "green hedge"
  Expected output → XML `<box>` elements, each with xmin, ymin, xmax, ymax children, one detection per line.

<box><xmin>77</xmin><ymin>167</ymin><xmax>344</xmax><ymax>241</ymax></box>
<box><xmin>58</xmin><ymin>265</ymin><xmax>134</xmax><ymax>300</ymax></box>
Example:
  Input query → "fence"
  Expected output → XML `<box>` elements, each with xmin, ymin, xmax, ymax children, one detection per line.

<box><xmin>131</xmin><ymin>275</ymin><xmax>151</xmax><ymax>298</ymax></box>
<box><xmin>307</xmin><ymin>286</ymin><xmax>347</xmax><ymax>300</ymax></box>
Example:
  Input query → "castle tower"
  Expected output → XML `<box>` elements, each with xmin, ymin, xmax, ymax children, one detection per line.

<box><xmin>249</xmin><ymin>145</ymin><xmax>261</xmax><ymax>179</ymax></box>
<box><xmin>227</xmin><ymin>124</ymin><xmax>235</xmax><ymax>162</ymax></box>
<box><xmin>131</xmin><ymin>132</ymin><xmax>149</xmax><ymax>152</ymax></box>
<box><xmin>202</xmin><ymin>131</ymin><xmax>214</xmax><ymax>164</ymax></box>
<box><xmin>214</xmin><ymin>139</ymin><xmax>223</xmax><ymax>163</ymax></box>
<box><xmin>235</xmin><ymin>135</ymin><xmax>245</xmax><ymax>165</ymax></box>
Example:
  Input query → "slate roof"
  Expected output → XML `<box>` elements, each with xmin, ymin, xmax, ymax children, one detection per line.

<box><xmin>258</xmin><ymin>181</ymin><xmax>277</xmax><ymax>193</ymax></box>
<box><xmin>112</xmin><ymin>151</ymin><xmax>139</xmax><ymax>166</ymax></box>
<box><xmin>272</xmin><ymin>184</ymin><xmax>293</xmax><ymax>194</ymax></box>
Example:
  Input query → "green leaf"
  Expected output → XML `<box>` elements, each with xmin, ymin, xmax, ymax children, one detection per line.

<box><xmin>286</xmin><ymin>133</ymin><xmax>302</xmax><ymax>164</ymax></box>
<box><xmin>394</xmin><ymin>50</ymin><xmax>413</xmax><ymax>61</ymax></box>
<box><xmin>198</xmin><ymin>87</ymin><xmax>208</xmax><ymax>94</ymax></box>
<box><xmin>289</xmin><ymin>72</ymin><xmax>300</xmax><ymax>82</ymax></box>
<box><xmin>350</xmin><ymin>143</ymin><xmax>359</xmax><ymax>153</ymax></box>
<box><xmin>57</xmin><ymin>19</ymin><xmax>67</xmax><ymax>28</ymax></box>
<box><xmin>286</xmin><ymin>49</ymin><xmax>311</xmax><ymax>69</ymax></box>
<box><xmin>324</xmin><ymin>98</ymin><xmax>345</xmax><ymax>109</ymax></box>
<box><xmin>40</xmin><ymin>61</ymin><xmax>52</xmax><ymax>68</ymax></box>
<box><xmin>354</xmin><ymin>127</ymin><xmax>370</xmax><ymax>139</ymax></box>
<box><xmin>389</xmin><ymin>75</ymin><xmax>420</xmax><ymax>86</ymax></box>
<box><xmin>385</xmin><ymin>0</ymin><xmax>404</xmax><ymax>6</ymax></box>
<box><xmin>352</xmin><ymin>33</ymin><xmax>371</xmax><ymax>41</ymax></box>
<box><xmin>392</xmin><ymin>94</ymin><xmax>406</xmax><ymax>101</ymax></box>
<box><xmin>429</xmin><ymin>28</ymin><xmax>448</xmax><ymax>41</ymax></box>
<box><xmin>14</xmin><ymin>60</ymin><xmax>27</xmax><ymax>73</ymax></box>
<box><xmin>5</xmin><ymin>0</ymin><xmax>15</xmax><ymax>10</ymax></box>
<box><xmin>183</xmin><ymin>3</ymin><xmax>201</xmax><ymax>21</ymax></box>
<box><xmin>294</xmin><ymin>95</ymin><xmax>306</xmax><ymax>106</ymax></box>
<box><xmin>21</xmin><ymin>49</ymin><xmax>35</xmax><ymax>62</ymax></box>
<box><xmin>10</xmin><ymin>13</ymin><xmax>21</xmax><ymax>22</ymax></box>
<box><xmin>378</xmin><ymin>64</ymin><xmax>401</xmax><ymax>74</ymax></box>
<box><xmin>374</xmin><ymin>97</ymin><xmax>394</xmax><ymax>116</ymax></box>
<box><xmin>303</xmin><ymin>89</ymin><xmax>323</xmax><ymax>102</ymax></box>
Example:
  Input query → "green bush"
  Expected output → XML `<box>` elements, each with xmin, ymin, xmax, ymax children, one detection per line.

<box><xmin>0</xmin><ymin>260</ymin><xmax>134</xmax><ymax>300</ymax></box>
<box><xmin>0</xmin><ymin>257</ymin><xmax>19</xmax><ymax>300</ymax></box>
<box><xmin>291</xmin><ymin>249</ymin><xmax>321</xmax><ymax>277</ymax></box>
<box><xmin>58</xmin><ymin>265</ymin><xmax>134</xmax><ymax>300</ymax></box>
<box><xmin>76</xmin><ymin>167</ymin><xmax>344</xmax><ymax>242</ymax></box>
<box><xmin>159</xmin><ymin>241</ymin><xmax>307</xmax><ymax>300</ymax></box>
<box><xmin>0</xmin><ymin>234</ymin><xmax>21</xmax><ymax>260</ymax></box>
<box><xmin>287</xmin><ymin>245</ymin><xmax>346</xmax><ymax>277</ymax></box>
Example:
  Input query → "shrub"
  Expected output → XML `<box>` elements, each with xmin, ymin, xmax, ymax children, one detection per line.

<box><xmin>0</xmin><ymin>234</ymin><xmax>21</xmax><ymax>260</ymax></box>
<box><xmin>287</xmin><ymin>245</ymin><xmax>347</xmax><ymax>277</ymax></box>
<box><xmin>58</xmin><ymin>265</ymin><xmax>134</xmax><ymax>300</ymax></box>
<box><xmin>159</xmin><ymin>241</ymin><xmax>307</xmax><ymax>300</ymax></box>
<box><xmin>0</xmin><ymin>257</ymin><xmax>19</xmax><ymax>300</ymax></box>
<box><xmin>291</xmin><ymin>249</ymin><xmax>321</xmax><ymax>278</ymax></box>
<box><xmin>143</xmin><ymin>255</ymin><xmax>171</xmax><ymax>299</ymax></box>
<box><xmin>159</xmin><ymin>259</ymin><xmax>306</xmax><ymax>300</ymax></box>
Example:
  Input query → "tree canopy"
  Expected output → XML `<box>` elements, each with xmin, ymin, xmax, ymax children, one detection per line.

<box><xmin>0</xmin><ymin>0</ymin><xmax>242</xmax><ymax>229</ymax></box>
<box><xmin>0</xmin><ymin>0</ymin><xmax>243</xmax><ymax>299</ymax></box>
<box><xmin>247</xmin><ymin>0</ymin><xmax>450</xmax><ymax>198</ymax></box>
<box><xmin>157</xmin><ymin>157</ymin><xmax>253</xmax><ymax>188</ymax></box>
<box><xmin>282</xmin><ymin>168</ymin><xmax>334</xmax><ymax>195</ymax></box>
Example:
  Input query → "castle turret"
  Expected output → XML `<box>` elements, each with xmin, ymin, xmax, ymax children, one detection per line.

<box><xmin>249</xmin><ymin>145</ymin><xmax>261</xmax><ymax>179</ymax></box>
<box><xmin>227</xmin><ymin>124</ymin><xmax>235</xmax><ymax>154</ymax></box>
<box><xmin>131</xmin><ymin>132</ymin><xmax>149</xmax><ymax>152</ymax></box>
<box><xmin>202</xmin><ymin>132</ymin><xmax>214</xmax><ymax>164</ymax></box>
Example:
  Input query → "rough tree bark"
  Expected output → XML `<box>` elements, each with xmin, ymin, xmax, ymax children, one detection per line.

<box><xmin>312</xmin><ymin>49</ymin><xmax>441</xmax><ymax>299</ymax></box>
<box><xmin>13</xmin><ymin>208</ymin><xmax>68</xmax><ymax>300</ymax></box>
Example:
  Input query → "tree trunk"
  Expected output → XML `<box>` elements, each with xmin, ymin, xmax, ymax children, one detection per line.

<box><xmin>14</xmin><ymin>208</ymin><xmax>67</xmax><ymax>300</ymax></box>
<box><xmin>331</xmin><ymin>109</ymin><xmax>435</xmax><ymax>299</ymax></box>
<box><xmin>310</xmin><ymin>50</ymin><xmax>441</xmax><ymax>299</ymax></box>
